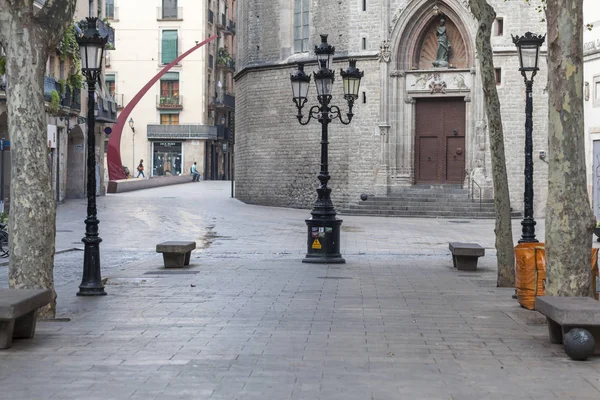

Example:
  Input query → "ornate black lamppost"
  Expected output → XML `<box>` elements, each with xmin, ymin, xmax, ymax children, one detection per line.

<box><xmin>290</xmin><ymin>34</ymin><xmax>363</xmax><ymax>264</ymax></box>
<box><xmin>512</xmin><ymin>32</ymin><xmax>545</xmax><ymax>244</ymax></box>
<box><xmin>77</xmin><ymin>17</ymin><xmax>108</xmax><ymax>296</ymax></box>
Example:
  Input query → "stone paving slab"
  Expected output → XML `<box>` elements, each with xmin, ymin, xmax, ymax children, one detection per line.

<box><xmin>0</xmin><ymin>252</ymin><xmax>598</xmax><ymax>399</ymax></box>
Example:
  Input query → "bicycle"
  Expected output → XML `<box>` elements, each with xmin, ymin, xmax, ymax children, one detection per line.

<box><xmin>0</xmin><ymin>223</ymin><xmax>9</xmax><ymax>258</ymax></box>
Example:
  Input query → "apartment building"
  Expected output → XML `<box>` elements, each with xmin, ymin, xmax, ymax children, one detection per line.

<box><xmin>105</xmin><ymin>0</ymin><xmax>233</xmax><ymax>180</ymax></box>
<box><xmin>0</xmin><ymin>0</ymin><xmax>116</xmax><ymax>207</ymax></box>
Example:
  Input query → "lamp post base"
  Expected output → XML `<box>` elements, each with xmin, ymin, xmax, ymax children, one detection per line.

<box><xmin>303</xmin><ymin>218</ymin><xmax>345</xmax><ymax>264</ymax></box>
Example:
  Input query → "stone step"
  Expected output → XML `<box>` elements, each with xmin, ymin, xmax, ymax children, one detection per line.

<box><xmin>382</xmin><ymin>193</ymin><xmax>472</xmax><ymax>200</ymax></box>
<box><xmin>346</xmin><ymin>204</ymin><xmax>496</xmax><ymax>212</ymax></box>
<box><xmin>360</xmin><ymin>198</ymin><xmax>495</xmax><ymax>205</ymax></box>
<box><xmin>338</xmin><ymin>209</ymin><xmax>522</xmax><ymax>219</ymax></box>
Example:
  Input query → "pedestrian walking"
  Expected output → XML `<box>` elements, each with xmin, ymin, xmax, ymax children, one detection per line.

<box><xmin>136</xmin><ymin>159</ymin><xmax>145</xmax><ymax>178</ymax></box>
<box><xmin>191</xmin><ymin>161</ymin><xmax>200</xmax><ymax>182</ymax></box>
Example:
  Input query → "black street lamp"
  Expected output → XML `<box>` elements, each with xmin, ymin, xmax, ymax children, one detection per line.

<box><xmin>512</xmin><ymin>32</ymin><xmax>545</xmax><ymax>244</ymax></box>
<box><xmin>77</xmin><ymin>17</ymin><xmax>108</xmax><ymax>296</ymax></box>
<box><xmin>290</xmin><ymin>34</ymin><xmax>363</xmax><ymax>264</ymax></box>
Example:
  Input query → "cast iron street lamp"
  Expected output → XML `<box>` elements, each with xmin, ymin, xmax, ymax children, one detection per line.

<box><xmin>290</xmin><ymin>34</ymin><xmax>363</xmax><ymax>263</ymax></box>
<box><xmin>77</xmin><ymin>17</ymin><xmax>108</xmax><ymax>295</ymax></box>
<box><xmin>512</xmin><ymin>32</ymin><xmax>545</xmax><ymax>244</ymax></box>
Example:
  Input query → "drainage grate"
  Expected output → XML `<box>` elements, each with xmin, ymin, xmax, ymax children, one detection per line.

<box><xmin>56</xmin><ymin>230</ymin><xmax>73</xmax><ymax>233</ymax></box>
<box><xmin>144</xmin><ymin>270</ymin><xmax>200</xmax><ymax>275</ymax></box>
<box><xmin>448</xmin><ymin>220</ymin><xmax>471</xmax><ymax>224</ymax></box>
<box><xmin>318</xmin><ymin>276</ymin><xmax>353</xmax><ymax>280</ymax></box>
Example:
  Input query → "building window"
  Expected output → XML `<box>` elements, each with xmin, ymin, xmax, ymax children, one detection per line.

<box><xmin>160</xmin><ymin>113</ymin><xmax>180</xmax><ymax>125</ymax></box>
<box><xmin>162</xmin><ymin>0</ymin><xmax>178</xmax><ymax>19</ymax></box>
<box><xmin>105</xmin><ymin>74</ymin><xmax>116</xmax><ymax>96</ymax></box>
<box><xmin>495</xmin><ymin>68</ymin><xmax>501</xmax><ymax>86</ymax></box>
<box><xmin>161</xmin><ymin>30</ymin><xmax>178</xmax><ymax>64</ymax></box>
<box><xmin>48</xmin><ymin>56</ymin><xmax>56</xmax><ymax>78</ymax></box>
<box><xmin>495</xmin><ymin>18</ymin><xmax>504</xmax><ymax>36</ymax></box>
<box><xmin>362</xmin><ymin>0</ymin><xmax>366</xmax><ymax>11</ymax></box>
<box><xmin>594</xmin><ymin>76</ymin><xmax>600</xmax><ymax>107</ymax></box>
<box><xmin>294</xmin><ymin>0</ymin><xmax>309</xmax><ymax>53</ymax></box>
<box><xmin>160</xmin><ymin>72</ymin><xmax>180</xmax><ymax>106</ymax></box>
<box><xmin>106</xmin><ymin>0</ymin><xmax>114</xmax><ymax>19</ymax></box>
<box><xmin>362</xmin><ymin>37</ymin><xmax>366</xmax><ymax>50</ymax></box>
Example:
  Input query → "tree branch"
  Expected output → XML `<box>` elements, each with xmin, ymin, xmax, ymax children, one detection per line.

<box><xmin>34</xmin><ymin>0</ymin><xmax>77</xmax><ymax>47</ymax></box>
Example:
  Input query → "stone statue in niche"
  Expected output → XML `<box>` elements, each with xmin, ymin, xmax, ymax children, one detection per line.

<box><xmin>433</xmin><ymin>18</ymin><xmax>451</xmax><ymax>68</ymax></box>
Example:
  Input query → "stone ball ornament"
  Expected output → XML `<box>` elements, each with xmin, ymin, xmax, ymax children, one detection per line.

<box><xmin>360</xmin><ymin>193</ymin><xmax>368</xmax><ymax>201</ymax></box>
<box><xmin>563</xmin><ymin>328</ymin><xmax>595</xmax><ymax>361</ymax></box>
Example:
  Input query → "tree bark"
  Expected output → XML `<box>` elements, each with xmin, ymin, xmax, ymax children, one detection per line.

<box><xmin>545</xmin><ymin>0</ymin><xmax>595</xmax><ymax>297</ymax></box>
<box><xmin>0</xmin><ymin>0</ymin><xmax>77</xmax><ymax>317</ymax></box>
<box><xmin>468</xmin><ymin>0</ymin><xmax>515</xmax><ymax>287</ymax></box>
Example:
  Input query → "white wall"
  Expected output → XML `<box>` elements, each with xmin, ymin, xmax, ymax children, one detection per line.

<box><xmin>106</xmin><ymin>0</ymin><xmax>208</xmax><ymax>173</ymax></box>
<box><xmin>584</xmin><ymin>0</ymin><xmax>600</xmax><ymax>215</ymax></box>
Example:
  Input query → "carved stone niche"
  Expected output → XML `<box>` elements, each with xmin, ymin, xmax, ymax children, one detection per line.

<box><xmin>416</xmin><ymin>18</ymin><xmax>468</xmax><ymax>70</ymax></box>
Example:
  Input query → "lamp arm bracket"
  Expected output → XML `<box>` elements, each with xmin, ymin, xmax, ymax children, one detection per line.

<box><xmin>330</xmin><ymin>105</ymin><xmax>353</xmax><ymax>125</ymax></box>
<box><xmin>297</xmin><ymin>105</ymin><xmax>320</xmax><ymax>126</ymax></box>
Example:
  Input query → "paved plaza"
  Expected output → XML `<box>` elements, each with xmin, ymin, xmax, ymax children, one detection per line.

<box><xmin>0</xmin><ymin>182</ymin><xmax>599</xmax><ymax>399</ymax></box>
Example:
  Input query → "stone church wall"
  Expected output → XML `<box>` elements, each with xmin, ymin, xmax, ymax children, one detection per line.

<box><xmin>235</xmin><ymin>0</ymin><xmax>549</xmax><ymax>216</ymax></box>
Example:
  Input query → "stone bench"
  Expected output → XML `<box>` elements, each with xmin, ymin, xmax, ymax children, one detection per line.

<box><xmin>156</xmin><ymin>241</ymin><xmax>196</xmax><ymax>268</ymax></box>
<box><xmin>0</xmin><ymin>288</ymin><xmax>52</xmax><ymax>349</ymax></box>
<box><xmin>448</xmin><ymin>242</ymin><xmax>485</xmax><ymax>271</ymax></box>
<box><xmin>535</xmin><ymin>296</ymin><xmax>600</xmax><ymax>359</ymax></box>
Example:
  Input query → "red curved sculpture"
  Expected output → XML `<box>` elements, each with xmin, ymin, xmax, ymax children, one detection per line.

<box><xmin>107</xmin><ymin>35</ymin><xmax>218</xmax><ymax>180</ymax></box>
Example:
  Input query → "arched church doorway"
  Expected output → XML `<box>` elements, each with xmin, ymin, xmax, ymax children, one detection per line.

<box><xmin>66</xmin><ymin>125</ymin><xmax>85</xmax><ymax>199</ymax></box>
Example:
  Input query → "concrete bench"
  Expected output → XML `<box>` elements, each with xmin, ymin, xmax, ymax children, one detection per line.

<box><xmin>535</xmin><ymin>296</ymin><xmax>600</xmax><ymax>358</ymax></box>
<box><xmin>0</xmin><ymin>288</ymin><xmax>52</xmax><ymax>349</ymax></box>
<box><xmin>156</xmin><ymin>241</ymin><xmax>196</xmax><ymax>268</ymax></box>
<box><xmin>449</xmin><ymin>242</ymin><xmax>485</xmax><ymax>271</ymax></box>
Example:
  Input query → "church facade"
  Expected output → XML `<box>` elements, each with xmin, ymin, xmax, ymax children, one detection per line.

<box><xmin>234</xmin><ymin>0</ymin><xmax>548</xmax><ymax>216</ymax></box>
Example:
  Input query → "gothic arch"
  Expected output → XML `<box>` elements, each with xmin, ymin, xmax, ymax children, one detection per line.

<box><xmin>390</xmin><ymin>0</ymin><xmax>476</xmax><ymax>71</ymax></box>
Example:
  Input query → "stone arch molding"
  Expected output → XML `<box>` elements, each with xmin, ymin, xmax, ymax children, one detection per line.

<box><xmin>390</xmin><ymin>0</ymin><xmax>476</xmax><ymax>71</ymax></box>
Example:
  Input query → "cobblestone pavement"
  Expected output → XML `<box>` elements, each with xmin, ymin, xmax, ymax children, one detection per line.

<box><xmin>1</xmin><ymin>182</ymin><xmax>599</xmax><ymax>399</ymax></box>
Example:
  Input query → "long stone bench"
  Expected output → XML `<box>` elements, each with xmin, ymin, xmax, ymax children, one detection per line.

<box><xmin>535</xmin><ymin>296</ymin><xmax>600</xmax><ymax>359</ymax></box>
<box><xmin>449</xmin><ymin>242</ymin><xmax>485</xmax><ymax>271</ymax></box>
<box><xmin>0</xmin><ymin>288</ymin><xmax>52</xmax><ymax>349</ymax></box>
<box><xmin>156</xmin><ymin>241</ymin><xmax>196</xmax><ymax>268</ymax></box>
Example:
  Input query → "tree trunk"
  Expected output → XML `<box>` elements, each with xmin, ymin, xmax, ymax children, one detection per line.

<box><xmin>469</xmin><ymin>0</ymin><xmax>515</xmax><ymax>287</ymax></box>
<box><xmin>545</xmin><ymin>0</ymin><xmax>595</xmax><ymax>297</ymax></box>
<box><xmin>0</xmin><ymin>1</ymin><xmax>77</xmax><ymax>317</ymax></box>
<box><xmin>5</xmin><ymin>19</ymin><xmax>57</xmax><ymax>317</ymax></box>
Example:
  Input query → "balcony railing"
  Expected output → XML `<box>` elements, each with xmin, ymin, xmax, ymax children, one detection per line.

<box><xmin>113</xmin><ymin>93</ymin><xmax>125</xmax><ymax>109</ymax></box>
<box><xmin>223</xmin><ymin>19</ymin><xmax>236</xmax><ymax>35</ymax></box>
<box><xmin>147</xmin><ymin>124</ymin><xmax>218</xmax><ymax>140</ymax></box>
<box><xmin>208</xmin><ymin>9</ymin><xmax>214</xmax><ymax>24</ymax></box>
<box><xmin>157</xmin><ymin>94</ymin><xmax>183</xmax><ymax>109</ymax></box>
<box><xmin>42</xmin><ymin>76</ymin><xmax>81</xmax><ymax>112</ymax></box>
<box><xmin>217</xmin><ymin>57</ymin><xmax>235</xmax><ymax>72</ymax></box>
<box><xmin>210</xmin><ymin>93</ymin><xmax>235</xmax><ymax>110</ymax></box>
<box><xmin>95</xmin><ymin>95</ymin><xmax>118</xmax><ymax>123</ymax></box>
<box><xmin>97</xmin><ymin>18</ymin><xmax>116</xmax><ymax>50</ymax></box>
<box><xmin>157</xmin><ymin>6</ymin><xmax>183</xmax><ymax>20</ymax></box>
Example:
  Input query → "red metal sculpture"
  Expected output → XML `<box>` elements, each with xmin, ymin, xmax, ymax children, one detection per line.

<box><xmin>107</xmin><ymin>35</ymin><xmax>218</xmax><ymax>181</ymax></box>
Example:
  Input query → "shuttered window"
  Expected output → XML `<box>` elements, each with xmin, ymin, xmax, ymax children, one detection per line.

<box><xmin>161</xmin><ymin>30</ymin><xmax>178</xmax><ymax>64</ymax></box>
<box><xmin>294</xmin><ymin>0</ymin><xmax>309</xmax><ymax>53</ymax></box>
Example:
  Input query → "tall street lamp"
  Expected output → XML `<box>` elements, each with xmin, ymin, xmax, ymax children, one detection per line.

<box><xmin>290</xmin><ymin>34</ymin><xmax>363</xmax><ymax>264</ymax></box>
<box><xmin>77</xmin><ymin>17</ymin><xmax>108</xmax><ymax>296</ymax></box>
<box><xmin>129</xmin><ymin>117</ymin><xmax>135</xmax><ymax>176</ymax></box>
<box><xmin>512</xmin><ymin>32</ymin><xmax>545</xmax><ymax>244</ymax></box>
